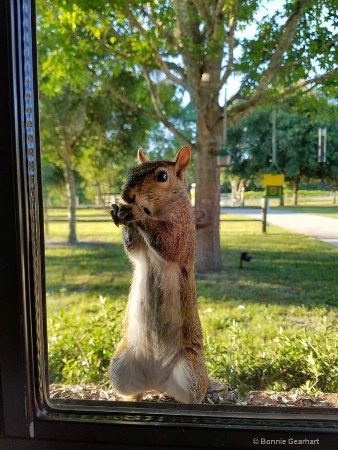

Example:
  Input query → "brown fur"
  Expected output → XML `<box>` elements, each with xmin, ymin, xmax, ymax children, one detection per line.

<box><xmin>109</xmin><ymin>146</ymin><xmax>208</xmax><ymax>403</ymax></box>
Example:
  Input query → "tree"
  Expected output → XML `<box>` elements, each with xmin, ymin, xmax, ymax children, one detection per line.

<box><xmin>38</xmin><ymin>0</ymin><xmax>338</xmax><ymax>270</ymax></box>
<box><xmin>227</xmin><ymin>94</ymin><xmax>338</xmax><ymax>205</ymax></box>
<box><xmin>277</xmin><ymin>110</ymin><xmax>318</xmax><ymax>205</ymax></box>
<box><xmin>40</xmin><ymin>88</ymin><xmax>88</xmax><ymax>243</ymax></box>
<box><xmin>75</xmin><ymin>75</ymin><xmax>155</xmax><ymax>202</ymax></box>
<box><xmin>315</xmin><ymin>102</ymin><xmax>338</xmax><ymax>203</ymax></box>
<box><xmin>39</xmin><ymin>74</ymin><xmax>155</xmax><ymax>242</ymax></box>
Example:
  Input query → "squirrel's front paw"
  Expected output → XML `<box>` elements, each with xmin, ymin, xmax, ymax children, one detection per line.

<box><xmin>110</xmin><ymin>204</ymin><xmax>135</xmax><ymax>226</ymax></box>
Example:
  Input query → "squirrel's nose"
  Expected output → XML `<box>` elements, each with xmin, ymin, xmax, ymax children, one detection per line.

<box><xmin>122</xmin><ymin>188</ymin><xmax>136</xmax><ymax>204</ymax></box>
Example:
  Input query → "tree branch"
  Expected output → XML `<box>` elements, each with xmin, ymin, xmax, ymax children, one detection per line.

<box><xmin>191</xmin><ymin>0</ymin><xmax>213</xmax><ymax>34</ymax></box>
<box><xmin>268</xmin><ymin>68</ymin><xmax>338</xmax><ymax>104</ymax></box>
<box><xmin>228</xmin><ymin>67</ymin><xmax>338</xmax><ymax>128</ymax></box>
<box><xmin>172</xmin><ymin>0</ymin><xmax>204</xmax><ymax>90</ymax></box>
<box><xmin>278</xmin><ymin>35</ymin><xmax>338</xmax><ymax>72</ymax></box>
<box><xmin>96</xmin><ymin>75</ymin><xmax>191</xmax><ymax>146</ymax></box>
<box><xmin>220</xmin><ymin>0</ymin><xmax>238</xmax><ymax>86</ymax></box>
<box><xmin>141</xmin><ymin>68</ymin><xmax>165</xmax><ymax>117</ymax></box>
<box><xmin>227</xmin><ymin>28</ymin><xmax>338</xmax><ymax>109</ymax></box>
<box><xmin>215</xmin><ymin>0</ymin><xmax>227</xmax><ymax>20</ymax></box>
<box><xmin>119</xmin><ymin>8</ymin><xmax>187</xmax><ymax>89</ymax></box>
<box><xmin>126</xmin><ymin>0</ymin><xmax>178</xmax><ymax>48</ymax></box>
<box><xmin>250</xmin><ymin>0</ymin><xmax>307</xmax><ymax>102</ymax></box>
<box><xmin>140</xmin><ymin>68</ymin><xmax>191</xmax><ymax>145</ymax></box>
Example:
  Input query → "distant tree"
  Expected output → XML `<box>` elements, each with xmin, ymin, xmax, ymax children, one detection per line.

<box><xmin>39</xmin><ymin>73</ymin><xmax>154</xmax><ymax>243</ymax></box>
<box><xmin>76</xmin><ymin>75</ymin><xmax>155</xmax><ymax>203</ymax></box>
<box><xmin>315</xmin><ymin>107</ymin><xmax>338</xmax><ymax>204</ymax></box>
<box><xmin>228</xmin><ymin>94</ymin><xmax>338</xmax><ymax>205</ymax></box>
<box><xmin>40</xmin><ymin>88</ymin><xmax>88</xmax><ymax>243</ymax></box>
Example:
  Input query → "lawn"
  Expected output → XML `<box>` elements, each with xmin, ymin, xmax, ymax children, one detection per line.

<box><xmin>281</xmin><ymin>205</ymin><xmax>338</xmax><ymax>219</ymax></box>
<box><xmin>45</xmin><ymin>208</ymin><xmax>338</xmax><ymax>395</ymax></box>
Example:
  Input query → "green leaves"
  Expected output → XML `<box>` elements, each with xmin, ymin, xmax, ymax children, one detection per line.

<box><xmin>227</xmin><ymin>94</ymin><xmax>338</xmax><ymax>189</ymax></box>
<box><xmin>48</xmin><ymin>299</ymin><xmax>123</xmax><ymax>384</ymax></box>
<box><xmin>203</xmin><ymin>306</ymin><xmax>338</xmax><ymax>394</ymax></box>
<box><xmin>37</xmin><ymin>0</ymin><xmax>338</xmax><ymax>129</ymax></box>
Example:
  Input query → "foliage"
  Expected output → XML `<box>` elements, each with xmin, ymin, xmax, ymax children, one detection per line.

<box><xmin>227</xmin><ymin>94</ymin><xmax>338</xmax><ymax>201</ymax></box>
<box><xmin>48</xmin><ymin>296</ymin><xmax>123</xmax><ymax>385</ymax></box>
<box><xmin>37</xmin><ymin>0</ymin><xmax>338</xmax><ymax>118</ymax></box>
<box><xmin>39</xmin><ymin>76</ymin><xmax>156</xmax><ymax>196</ymax></box>
<box><xmin>204</xmin><ymin>314</ymin><xmax>338</xmax><ymax>393</ymax></box>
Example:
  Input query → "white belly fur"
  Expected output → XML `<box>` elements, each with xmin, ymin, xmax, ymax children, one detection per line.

<box><xmin>126</xmin><ymin>248</ymin><xmax>182</xmax><ymax>365</ymax></box>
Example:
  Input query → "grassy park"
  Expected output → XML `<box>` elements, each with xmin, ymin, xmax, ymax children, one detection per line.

<box><xmin>45</xmin><ymin>206</ymin><xmax>338</xmax><ymax>396</ymax></box>
<box><xmin>282</xmin><ymin>205</ymin><xmax>338</xmax><ymax>219</ymax></box>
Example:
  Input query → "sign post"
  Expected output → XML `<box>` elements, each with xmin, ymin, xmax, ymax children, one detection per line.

<box><xmin>262</xmin><ymin>174</ymin><xmax>285</xmax><ymax>233</ymax></box>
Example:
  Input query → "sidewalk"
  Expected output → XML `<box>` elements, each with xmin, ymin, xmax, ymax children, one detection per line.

<box><xmin>221</xmin><ymin>207</ymin><xmax>338</xmax><ymax>247</ymax></box>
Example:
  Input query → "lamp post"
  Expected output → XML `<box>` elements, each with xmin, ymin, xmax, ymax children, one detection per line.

<box><xmin>216</xmin><ymin>89</ymin><xmax>232</xmax><ymax>207</ymax></box>
<box><xmin>216</xmin><ymin>89</ymin><xmax>232</xmax><ymax>168</ymax></box>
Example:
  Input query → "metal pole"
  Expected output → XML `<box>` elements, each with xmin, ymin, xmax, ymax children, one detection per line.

<box><xmin>262</xmin><ymin>198</ymin><xmax>268</xmax><ymax>233</ymax></box>
<box><xmin>318</xmin><ymin>127</ymin><xmax>327</xmax><ymax>163</ymax></box>
<box><xmin>272</xmin><ymin>109</ymin><xmax>276</xmax><ymax>165</ymax></box>
<box><xmin>322</xmin><ymin>126</ymin><xmax>327</xmax><ymax>163</ymax></box>
<box><xmin>223</xmin><ymin>88</ymin><xmax>227</xmax><ymax>147</ymax></box>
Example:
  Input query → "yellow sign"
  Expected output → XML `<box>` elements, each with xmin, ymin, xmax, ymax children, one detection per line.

<box><xmin>263</xmin><ymin>174</ymin><xmax>285</xmax><ymax>187</ymax></box>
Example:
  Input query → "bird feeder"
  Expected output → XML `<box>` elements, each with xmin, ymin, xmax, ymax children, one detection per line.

<box><xmin>216</xmin><ymin>148</ymin><xmax>232</xmax><ymax>167</ymax></box>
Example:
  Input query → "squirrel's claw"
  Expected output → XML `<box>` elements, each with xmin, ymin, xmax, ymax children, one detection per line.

<box><xmin>110</xmin><ymin>203</ymin><xmax>135</xmax><ymax>226</ymax></box>
<box><xmin>110</xmin><ymin>204</ymin><xmax>121</xmax><ymax>227</ymax></box>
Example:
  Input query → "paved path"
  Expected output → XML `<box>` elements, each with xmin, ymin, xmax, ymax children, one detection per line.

<box><xmin>221</xmin><ymin>208</ymin><xmax>338</xmax><ymax>247</ymax></box>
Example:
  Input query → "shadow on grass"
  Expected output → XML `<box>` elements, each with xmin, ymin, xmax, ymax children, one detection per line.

<box><xmin>45</xmin><ymin>239</ymin><xmax>338</xmax><ymax>308</ymax></box>
<box><xmin>45</xmin><ymin>242</ymin><xmax>131</xmax><ymax>297</ymax></box>
<box><xmin>211</xmin><ymin>245</ymin><xmax>338</xmax><ymax>307</ymax></box>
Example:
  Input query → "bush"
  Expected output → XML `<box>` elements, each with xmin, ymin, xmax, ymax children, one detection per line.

<box><xmin>48</xmin><ymin>296</ymin><xmax>122</xmax><ymax>385</ymax></box>
<box><xmin>204</xmin><ymin>317</ymin><xmax>338</xmax><ymax>394</ymax></box>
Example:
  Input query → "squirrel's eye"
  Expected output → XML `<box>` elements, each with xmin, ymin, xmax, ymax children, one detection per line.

<box><xmin>155</xmin><ymin>171</ymin><xmax>168</xmax><ymax>182</ymax></box>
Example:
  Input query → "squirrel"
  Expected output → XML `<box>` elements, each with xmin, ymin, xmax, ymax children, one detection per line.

<box><xmin>109</xmin><ymin>145</ymin><xmax>209</xmax><ymax>404</ymax></box>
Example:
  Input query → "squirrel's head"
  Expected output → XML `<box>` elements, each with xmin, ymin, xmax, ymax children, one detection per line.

<box><xmin>122</xmin><ymin>146</ymin><xmax>192</xmax><ymax>220</ymax></box>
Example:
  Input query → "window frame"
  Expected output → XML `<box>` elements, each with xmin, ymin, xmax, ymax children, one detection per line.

<box><xmin>1</xmin><ymin>0</ymin><xmax>338</xmax><ymax>448</ymax></box>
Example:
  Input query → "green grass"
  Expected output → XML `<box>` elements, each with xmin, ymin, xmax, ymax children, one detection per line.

<box><xmin>45</xmin><ymin>208</ymin><xmax>338</xmax><ymax>394</ymax></box>
<box><xmin>281</xmin><ymin>205</ymin><xmax>338</xmax><ymax>219</ymax></box>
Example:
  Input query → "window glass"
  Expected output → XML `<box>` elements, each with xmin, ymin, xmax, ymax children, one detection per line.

<box><xmin>37</xmin><ymin>0</ymin><xmax>338</xmax><ymax>409</ymax></box>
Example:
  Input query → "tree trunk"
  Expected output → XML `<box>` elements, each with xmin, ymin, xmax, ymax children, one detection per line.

<box><xmin>173</xmin><ymin>0</ymin><xmax>226</xmax><ymax>272</ymax></box>
<box><xmin>279</xmin><ymin>187</ymin><xmax>284</xmax><ymax>206</ymax></box>
<box><xmin>97</xmin><ymin>181</ymin><xmax>104</xmax><ymax>206</ymax></box>
<box><xmin>195</xmin><ymin>149</ymin><xmax>222</xmax><ymax>272</ymax></box>
<box><xmin>230</xmin><ymin>178</ymin><xmax>238</xmax><ymax>207</ymax></box>
<box><xmin>194</xmin><ymin>109</ymin><xmax>223</xmax><ymax>272</ymax></box>
<box><xmin>238</xmin><ymin>179</ymin><xmax>245</xmax><ymax>207</ymax></box>
<box><xmin>332</xmin><ymin>183</ymin><xmax>337</xmax><ymax>204</ymax></box>
<box><xmin>64</xmin><ymin>141</ymin><xmax>77</xmax><ymax>244</ymax></box>
<box><xmin>292</xmin><ymin>179</ymin><xmax>299</xmax><ymax>206</ymax></box>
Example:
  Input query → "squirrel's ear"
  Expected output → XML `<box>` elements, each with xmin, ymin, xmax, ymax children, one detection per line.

<box><xmin>174</xmin><ymin>146</ymin><xmax>191</xmax><ymax>176</ymax></box>
<box><xmin>137</xmin><ymin>148</ymin><xmax>148</xmax><ymax>164</ymax></box>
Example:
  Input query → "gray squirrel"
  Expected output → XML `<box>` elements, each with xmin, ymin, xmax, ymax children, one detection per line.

<box><xmin>109</xmin><ymin>146</ymin><xmax>209</xmax><ymax>403</ymax></box>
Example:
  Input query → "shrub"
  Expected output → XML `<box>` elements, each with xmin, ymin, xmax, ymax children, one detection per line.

<box><xmin>48</xmin><ymin>296</ymin><xmax>122</xmax><ymax>386</ymax></box>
